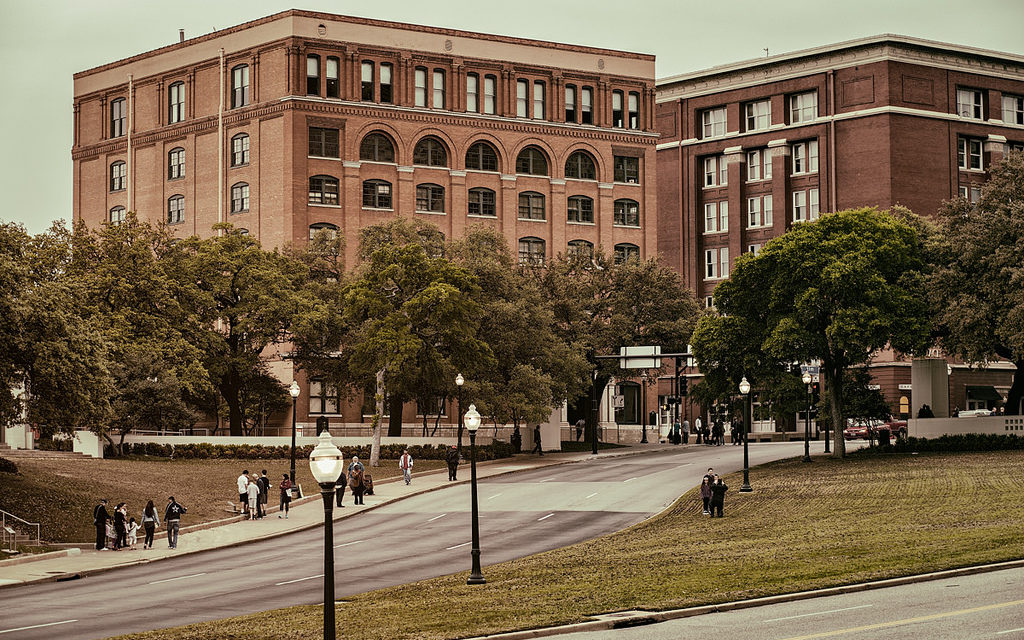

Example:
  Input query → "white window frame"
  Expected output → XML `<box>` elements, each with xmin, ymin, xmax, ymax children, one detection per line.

<box><xmin>483</xmin><ymin>75</ymin><xmax>496</xmax><ymax>114</ymax></box>
<box><xmin>745</xmin><ymin>99</ymin><xmax>771</xmax><ymax>131</ymax></box>
<box><xmin>704</xmin><ymin>295</ymin><xmax>715</xmax><ymax>309</ymax></box>
<box><xmin>704</xmin><ymin>156</ymin><xmax>727</xmax><ymax>187</ymax></box>
<box><xmin>1002</xmin><ymin>94</ymin><xmax>1024</xmax><ymax>125</ymax></box>
<box><xmin>748</xmin><ymin>243</ymin><xmax>762</xmax><ymax>255</ymax></box>
<box><xmin>309</xmin><ymin>380</ymin><xmax>340</xmax><ymax>415</ymax></box>
<box><xmin>432</xmin><ymin>70</ymin><xmax>445</xmax><ymax>109</ymax></box>
<box><xmin>466</xmin><ymin>74</ymin><xmax>479</xmax><ymax>113</ymax></box>
<box><xmin>746</xmin><ymin>150</ymin><xmax>762</xmax><ymax>181</ymax></box>
<box><xmin>958</xmin><ymin>137</ymin><xmax>983</xmax><ymax>171</ymax></box>
<box><xmin>702</xmin><ymin>107</ymin><xmax>726</xmax><ymax>138</ymax></box>
<box><xmin>705</xmin><ymin>249</ymin><xmax>717</xmax><ymax>279</ymax></box>
<box><xmin>747</xmin><ymin>196</ymin><xmax>773</xmax><ymax>228</ymax></box>
<box><xmin>719</xmin><ymin>201</ymin><xmax>729</xmax><ymax>232</ymax></box>
<box><xmin>957</xmin><ymin>88</ymin><xmax>984</xmax><ymax>119</ymax></box>
<box><xmin>790</xmin><ymin>91</ymin><xmax>817</xmax><ymax>123</ymax></box>
<box><xmin>516</xmin><ymin>80</ymin><xmax>528</xmax><ymax>118</ymax></box>
<box><xmin>959</xmin><ymin>185</ymin><xmax>982</xmax><ymax>203</ymax></box>
<box><xmin>704</xmin><ymin>202</ymin><xmax>717</xmax><ymax>233</ymax></box>
<box><xmin>533</xmin><ymin>81</ymin><xmax>546</xmax><ymax>120</ymax></box>
<box><xmin>808</xmin><ymin>188</ymin><xmax>819</xmax><ymax>221</ymax></box>
<box><xmin>415</xmin><ymin>68</ymin><xmax>427</xmax><ymax>107</ymax></box>
<box><xmin>792</xmin><ymin>140</ymin><xmax>818</xmax><ymax>174</ymax></box>
<box><xmin>719</xmin><ymin>247</ymin><xmax>730</xmax><ymax>278</ymax></box>
<box><xmin>793</xmin><ymin>191</ymin><xmax>807</xmax><ymax>222</ymax></box>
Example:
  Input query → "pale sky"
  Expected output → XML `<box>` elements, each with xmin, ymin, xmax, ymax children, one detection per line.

<box><xmin>2</xmin><ymin>0</ymin><xmax>1022</xmax><ymax>234</ymax></box>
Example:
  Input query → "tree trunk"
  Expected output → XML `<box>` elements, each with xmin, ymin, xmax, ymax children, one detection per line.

<box><xmin>387</xmin><ymin>395</ymin><xmax>403</xmax><ymax>437</ymax></box>
<box><xmin>370</xmin><ymin>369</ymin><xmax>384</xmax><ymax>467</ymax></box>
<box><xmin>221</xmin><ymin>368</ymin><xmax>244</xmax><ymax>437</ymax></box>
<box><xmin>1006</xmin><ymin>360</ymin><xmax>1024</xmax><ymax>416</ymax></box>
<box><xmin>824</xmin><ymin>361</ymin><xmax>846</xmax><ymax>457</ymax></box>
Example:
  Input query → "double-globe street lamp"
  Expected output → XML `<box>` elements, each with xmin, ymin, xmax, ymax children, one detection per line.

<box><xmin>738</xmin><ymin>376</ymin><xmax>753</xmax><ymax>492</ymax></box>
<box><xmin>308</xmin><ymin>430</ymin><xmax>344</xmax><ymax>640</ymax></box>
<box><xmin>289</xmin><ymin>380</ymin><xmax>301</xmax><ymax>497</ymax></box>
<box><xmin>464</xmin><ymin>404</ymin><xmax>486</xmax><ymax>585</ymax></box>
<box><xmin>802</xmin><ymin>371</ymin><xmax>813</xmax><ymax>463</ymax></box>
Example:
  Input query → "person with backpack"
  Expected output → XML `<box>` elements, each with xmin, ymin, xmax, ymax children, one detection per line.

<box><xmin>399</xmin><ymin>449</ymin><xmax>414</xmax><ymax>485</ymax></box>
<box><xmin>164</xmin><ymin>496</ymin><xmax>187</xmax><ymax>549</ymax></box>
<box><xmin>278</xmin><ymin>474</ymin><xmax>292</xmax><ymax>518</ymax></box>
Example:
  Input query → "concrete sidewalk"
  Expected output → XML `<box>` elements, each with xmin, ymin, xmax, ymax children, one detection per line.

<box><xmin>0</xmin><ymin>444</ymin><xmax>679</xmax><ymax>588</ymax></box>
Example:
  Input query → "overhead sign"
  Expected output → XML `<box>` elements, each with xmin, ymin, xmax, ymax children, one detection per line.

<box><xmin>619</xmin><ymin>345</ymin><xmax>662</xmax><ymax>369</ymax></box>
<box><xmin>800</xmin><ymin>364</ymin><xmax>820</xmax><ymax>375</ymax></box>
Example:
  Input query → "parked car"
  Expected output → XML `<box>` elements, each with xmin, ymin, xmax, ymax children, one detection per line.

<box><xmin>843</xmin><ymin>418</ymin><xmax>907</xmax><ymax>441</ymax></box>
<box><xmin>958</xmin><ymin>408</ymin><xmax>993</xmax><ymax>417</ymax></box>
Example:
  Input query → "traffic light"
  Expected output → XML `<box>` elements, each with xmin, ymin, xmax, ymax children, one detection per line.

<box><xmin>679</xmin><ymin>377</ymin><xmax>688</xmax><ymax>396</ymax></box>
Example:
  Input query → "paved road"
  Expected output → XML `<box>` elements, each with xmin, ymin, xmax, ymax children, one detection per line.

<box><xmin>544</xmin><ymin>566</ymin><xmax>1024</xmax><ymax>640</ymax></box>
<box><xmin>0</xmin><ymin>443</ymin><xmax>805</xmax><ymax>640</ymax></box>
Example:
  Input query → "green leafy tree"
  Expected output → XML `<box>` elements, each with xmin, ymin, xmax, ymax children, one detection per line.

<box><xmin>695</xmin><ymin>207</ymin><xmax>931</xmax><ymax>456</ymax></box>
<box><xmin>929</xmin><ymin>152</ymin><xmax>1024</xmax><ymax>414</ymax></box>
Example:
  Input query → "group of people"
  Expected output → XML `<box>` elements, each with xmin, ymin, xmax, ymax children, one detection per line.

<box><xmin>93</xmin><ymin>496</ymin><xmax>187</xmax><ymax>551</ymax></box>
<box><xmin>698</xmin><ymin>467</ymin><xmax>729</xmax><ymax>517</ymax></box>
<box><xmin>674</xmin><ymin>417</ymin><xmax>743</xmax><ymax>446</ymax></box>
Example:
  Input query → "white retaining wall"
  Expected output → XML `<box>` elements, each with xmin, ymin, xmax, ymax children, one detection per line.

<box><xmin>907</xmin><ymin>415</ymin><xmax>1024</xmax><ymax>438</ymax></box>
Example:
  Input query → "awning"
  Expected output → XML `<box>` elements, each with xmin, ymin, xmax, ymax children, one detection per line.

<box><xmin>966</xmin><ymin>386</ymin><xmax>1004</xmax><ymax>403</ymax></box>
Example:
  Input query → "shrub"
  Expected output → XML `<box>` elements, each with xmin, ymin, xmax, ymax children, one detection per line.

<box><xmin>858</xmin><ymin>433</ymin><xmax>1024</xmax><ymax>454</ymax></box>
<box><xmin>101</xmin><ymin>439</ymin><xmax>517</xmax><ymax>461</ymax></box>
<box><xmin>0</xmin><ymin>457</ymin><xmax>18</xmax><ymax>474</ymax></box>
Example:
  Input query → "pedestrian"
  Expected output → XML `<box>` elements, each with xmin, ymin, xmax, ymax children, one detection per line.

<box><xmin>710</xmin><ymin>475</ymin><xmax>728</xmax><ymax>517</ymax></box>
<box><xmin>399</xmin><ymin>449</ymin><xmax>414</xmax><ymax>485</ymax></box>
<box><xmin>714</xmin><ymin>421</ymin><xmax>725</xmax><ymax>446</ymax></box>
<box><xmin>446</xmin><ymin>445</ymin><xmax>460</xmax><ymax>480</ymax></box>
<box><xmin>237</xmin><ymin>469</ymin><xmax>250</xmax><ymax>516</ymax></box>
<box><xmin>114</xmin><ymin>502</ymin><xmax>127</xmax><ymax>550</ymax></box>
<box><xmin>732</xmin><ymin>421</ymin><xmax>742</xmax><ymax>445</ymax></box>
<box><xmin>334</xmin><ymin>461</ymin><xmax>347</xmax><ymax>508</ymax></box>
<box><xmin>164</xmin><ymin>496</ymin><xmax>187</xmax><ymax>549</ymax></box>
<box><xmin>349</xmin><ymin>464</ymin><xmax>365</xmax><ymax>505</ymax></box>
<box><xmin>682</xmin><ymin>418</ymin><xmax>690</xmax><ymax>444</ymax></box>
<box><xmin>127</xmin><ymin>517</ymin><xmax>140</xmax><ymax>550</ymax></box>
<box><xmin>246</xmin><ymin>474</ymin><xmax>260</xmax><ymax>520</ymax></box>
<box><xmin>257</xmin><ymin>470</ymin><xmax>270</xmax><ymax>519</ymax></box>
<box><xmin>694</xmin><ymin>416</ymin><xmax>703</xmax><ymax>444</ymax></box>
<box><xmin>532</xmin><ymin>424</ymin><xmax>544</xmax><ymax>455</ymax></box>
<box><xmin>575</xmin><ymin>418</ymin><xmax>585</xmax><ymax>442</ymax></box>
<box><xmin>703</xmin><ymin>467</ymin><xmax>715</xmax><ymax>486</ymax></box>
<box><xmin>141</xmin><ymin>500</ymin><xmax>160</xmax><ymax>550</ymax></box>
<box><xmin>700</xmin><ymin>476</ymin><xmax>712</xmax><ymax>516</ymax></box>
<box><xmin>278</xmin><ymin>474</ymin><xmax>292</xmax><ymax>518</ymax></box>
<box><xmin>93</xmin><ymin>499</ymin><xmax>110</xmax><ymax>551</ymax></box>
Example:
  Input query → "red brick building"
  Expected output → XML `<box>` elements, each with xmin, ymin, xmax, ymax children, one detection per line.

<box><xmin>71</xmin><ymin>10</ymin><xmax>658</xmax><ymax>434</ymax></box>
<box><xmin>655</xmin><ymin>35</ymin><xmax>1024</xmax><ymax>425</ymax></box>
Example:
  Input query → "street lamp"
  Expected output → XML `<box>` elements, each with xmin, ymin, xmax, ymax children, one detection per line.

<box><xmin>801</xmin><ymin>371</ymin><xmax>813</xmax><ymax>463</ymax></box>
<box><xmin>738</xmin><ymin>376</ymin><xmax>753</xmax><ymax>492</ymax></box>
<box><xmin>464</xmin><ymin>404</ymin><xmax>486</xmax><ymax>585</ymax></box>
<box><xmin>308</xmin><ymin>430</ymin><xmax>344</xmax><ymax>640</ymax></box>
<box><xmin>455</xmin><ymin>373</ymin><xmax>465</xmax><ymax>450</ymax></box>
<box><xmin>289</xmin><ymin>380</ymin><xmax>301</xmax><ymax>497</ymax></box>
<box><xmin>640</xmin><ymin>371</ymin><xmax>649</xmax><ymax>444</ymax></box>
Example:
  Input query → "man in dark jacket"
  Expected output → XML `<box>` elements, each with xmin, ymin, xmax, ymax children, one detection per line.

<box><xmin>709</xmin><ymin>476</ymin><xmax>728</xmax><ymax>518</ymax></box>
<box><xmin>256</xmin><ymin>470</ymin><xmax>270</xmax><ymax>519</ymax></box>
<box><xmin>445</xmin><ymin>445</ymin><xmax>460</xmax><ymax>481</ymax></box>
<box><xmin>531</xmin><ymin>424</ymin><xmax>543</xmax><ymax>455</ymax></box>
<box><xmin>93</xmin><ymin>499</ymin><xmax>110</xmax><ymax>550</ymax></box>
<box><xmin>164</xmin><ymin>496</ymin><xmax>187</xmax><ymax>549</ymax></box>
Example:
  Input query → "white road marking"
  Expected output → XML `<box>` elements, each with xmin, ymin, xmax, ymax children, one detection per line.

<box><xmin>538</xmin><ymin>478</ymin><xmax>554</xmax><ymax>483</ymax></box>
<box><xmin>486</xmin><ymin>493</ymin><xmax>503</xmax><ymax>500</ymax></box>
<box><xmin>764</xmin><ymin>604</ymin><xmax>873</xmax><ymax>622</ymax></box>
<box><xmin>148</xmin><ymin>572</ymin><xmax>206</xmax><ymax>585</ymax></box>
<box><xmin>446</xmin><ymin>541</ymin><xmax>471</xmax><ymax>550</ymax></box>
<box><xmin>538</xmin><ymin>513</ymin><xmax>555</xmax><ymax>521</ymax></box>
<box><xmin>0</xmin><ymin>620</ymin><xmax>77</xmax><ymax>635</ymax></box>
<box><xmin>623</xmin><ymin>477</ymin><xmax>638</xmax><ymax>483</ymax></box>
<box><xmin>585</xmin><ymin>492</ymin><xmax>598</xmax><ymax>499</ymax></box>
<box><xmin>334</xmin><ymin>540</ymin><xmax>364</xmax><ymax>548</ymax></box>
<box><xmin>427</xmin><ymin>513</ymin><xmax>447</xmax><ymax>522</ymax></box>
<box><xmin>998</xmin><ymin>628</ymin><xmax>1024</xmax><ymax>635</ymax></box>
<box><xmin>275</xmin><ymin>574</ymin><xmax>323</xmax><ymax>586</ymax></box>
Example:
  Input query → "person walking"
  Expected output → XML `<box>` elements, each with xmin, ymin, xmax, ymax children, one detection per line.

<box><xmin>575</xmin><ymin>418</ymin><xmax>585</xmax><ymax>442</ymax></box>
<box><xmin>334</xmin><ymin>461</ymin><xmax>347</xmax><ymax>508</ymax></box>
<box><xmin>349</xmin><ymin>464</ymin><xmax>366</xmax><ymax>505</ymax></box>
<box><xmin>682</xmin><ymin>418</ymin><xmax>690</xmax><ymax>444</ymax></box>
<box><xmin>164</xmin><ymin>496</ymin><xmax>187</xmax><ymax>549</ymax></box>
<box><xmin>237</xmin><ymin>469</ymin><xmax>250</xmax><ymax>516</ymax></box>
<box><xmin>699</xmin><ymin>477</ymin><xmax>712</xmax><ymax>516</ymax></box>
<box><xmin>93</xmin><ymin>499</ymin><xmax>110</xmax><ymax>551</ymax></box>
<box><xmin>714</xmin><ymin>421</ymin><xmax>725</xmax><ymax>446</ymax></box>
<box><xmin>246</xmin><ymin>474</ymin><xmax>261</xmax><ymax>520</ymax></box>
<box><xmin>694</xmin><ymin>416</ymin><xmax>703</xmax><ymax>444</ymax></box>
<box><xmin>113</xmin><ymin>502</ymin><xmax>127</xmax><ymax>550</ymax></box>
<box><xmin>126</xmin><ymin>517</ymin><xmax>140</xmax><ymax>550</ymax></box>
<box><xmin>399</xmin><ymin>449</ymin><xmax>414</xmax><ymax>485</ymax></box>
<box><xmin>709</xmin><ymin>476</ymin><xmax>729</xmax><ymax>518</ymax></box>
<box><xmin>278</xmin><ymin>474</ymin><xmax>292</xmax><ymax>518</ymax></box>
<box><xmin>445</xmin><ymin>445</ymin><xmax>460</xmax><ymax>481</ymax></box>
<box><xmin>531</xmin><ymin>424</ymin><xmax>544</xmax><ymax>455</ymax></box>
<box><xmin>141</xmin><ymin>500</ymin><xmax>160</xmax><ymax>550</ymax></box>
<box><xmin>256</xmin><ymin>470</ymin><xmax>270</xmax><ymax>519</ymax></box>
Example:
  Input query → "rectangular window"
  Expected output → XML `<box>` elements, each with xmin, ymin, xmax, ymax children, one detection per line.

<box><xmin>565</xmin><ymin>85</ymin><xmax>577</xmax><ymax>122</ymax></box>
<box><xmin>309</xmin><ymin>380</ymin><xmax>340</xmax><ymax>415</ymax></box>
<box><xmin>628</xmin><ymin>92</ymin><xmax>640</xmax><ymax>129</ymax></box>
<box><xmin>533</xmin><ymin>81</ymin><xmax>546</xmax><ymax>120</ymax></box>
<box><xmin>415</xmin><ymin>68</ymin><xmax>427</xmax><ymax>107</ymax></box>
<box><xmin>704</xmin><ymin>202</ymin><xmax>717</xmax><ymax>234</ymax></box>
<box><xmin>308</xmin><ymin>127</ymin><xmax>339</xmax><ymax>158</ymax></box>
<box><xmin>790</xmin><ymin>91</ymin><xmax>817</xmax><ymax>123</ymax></box>
<box><xmin>326</xmin><ymin>57</ymin><xmax>340</xmax><ymax>98</ymax></box>
<box><xmin>705</xmin><ymin>295</ymin><xmax>714</xmax><ymax>309</ymax></box>
<box><xmin>957</xmin><ymin>88</ymin><xmax>984</xmax><ymax>119</ymax></box>
<box><xmin>613</xmin><ymin>156</ymin><xmax>639</xmax><ymax>183</ymax></box>
<box><xmin>307</xmin><ymin>55</ymin><xmax>321</xmax><ymax>96</ymax></box>
<box><xmin>720</xmin><ymin>247</ymin><xmax>730</xmax><ymax>278</ymax></box>
<box><xmin>763</xmin><ymin>194</ymin><xmax>773</xmax><ymax>226</ymax></box>
<box><xmin>1002</xmin><ymin>94</ymin><xmax>1024</xmax><ymax>125</ymax></box>
<box><xmin>467</xmin><ymin>74</ymin><xmax>479</xmax><ymax>112</ymax></box>
<box><xmin>361</xmin><ymin>61</ymin><xmax>374</xmax><ymax>101</ymax></box>
<box><xmin>702</xmin><ymin>106</ymin><xmax>726</xmax><ymax>138</ymax></box>
<box><xmin>703</xmin><ymin>156</ymin><xmax>726</xmax><ymax>187</ymax></box>
<box><xmin>959</xmin><ymin>185</ymin><xmax>982</xmax><ymax>203</ymax></box>
<box><xmin>747</xmin><ymin>150</ymin><xmax>762</xmax><ymax>181</ymax></box>
<box><xmin>168</xmin><ymin>148</ymin><xmax>185</xmax><ymax>180</ymax></box>
<box><xmin>808</xmin><ymin>188</ymin><xmax>819</xmax><ymax>221</ymax></box>
<box><xmin>745</xmin><ymin>99</ymin><xmax>770</xmax><ymax>131</ymax></box>
<box><xmin>748</xmin><ymin>244</ymin><xmax>762</xmax><ymax>255</ymax></box>
<box><xmin>719</xmin><ymin>201</ymin><xmax>729</xmax><ymax>232</ymax></box>
<box><xmin>380</xmin><ymin>63</ymin><xmax>393</xmax><ymax>103</ymax></box>
<box><xmin>168</xmin><ymin>83</ymin><xmax>185</xmax><ymax>123</ymax></box>
<box><xmin>581</xmin><ymin>87</ymin><xmax>593</xmax><ymax>124</ymax></box>
<box><xmin>793</xmin><ymin>191</ymin><xmax>807</xmax><ymax>222</ymax></box>
<box><xmin>747</xmin><ymin>197</ymin><xmax>760</xmax><ymax>228</ymax></box>
<box><xmin>516</xmin><ymin>80</ymin><xmax>528</xmax><ymax>117</ymax></box>
<box><xmin>110</xmin><ymin>99</ymin><xmax>126</xmax><ymax>138</ymax></box>
<box><xmin>705</xmin><ymin>249</ymin><xmax>717</xmax><ymax>279</ymax></box>
<box><xmin>433</xmin><ymin>70</ymin><xmax>446</xmax><ymax>109</ymax></box>
<box><xmin>567</xmin><ymin>197</ymin><xmax>594</xmax><ymax>223</ymax></box>
<box><xmin>483</xmin><ymin>75</ymin><xmax>496</xmax><ymax>114</ymax></box>
<box><xmin>764</xmin><ymin>149</ymin><xmax>773</xmax><ymax>179</ymax></box>
<box><xmin>792</xmin><ymin>140</ymin><xmax>819</xmax><ymax>174</ymax></box>
<box><xmin>612</xmin><ymin>90</ymin><xmax>624</xmax><ymax>127</ymax></box>
<box><xmin>958</xmin><ymin>137</ymin><xmax>983</xmax><ymax>170</ymax></box>
<box><xmin>232</xmin><ymin>65</ymin><xmax>249</xmax><ymax>108</ymax></box>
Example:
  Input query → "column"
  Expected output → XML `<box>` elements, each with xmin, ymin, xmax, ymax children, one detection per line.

<box><xmin>767</xmin><ymin>139</ymin><xmax>790</xmax><ymax>235</ymax></box>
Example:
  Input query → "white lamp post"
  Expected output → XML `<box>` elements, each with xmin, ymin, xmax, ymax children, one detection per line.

<box><xmin>308</xmin><ymin>430</ymin><xmax>344</xmax><ymax>640</ymax></box>
<box><xmin>802</xmin><ymin>371</ymin><xmax>813</xmax><ymax>463</ymax></box>
<box><xmin>455</xmin><ymin>373</ymin><xmax>465</xmax><ymax>449</ymax></box>
<box><xmin>738</xmin><ymin>376</ymin><xmax>753</xmax><ymax>492</ymax></box>
<box><xmin>289</xmin><ymin>380</ymin><xmax>301</xmax><ymax>496</ymax></box>
<box><xmin>464</xmin><ymin>404</ymin><xmax>485</xmax><ymax>585</ymax></box>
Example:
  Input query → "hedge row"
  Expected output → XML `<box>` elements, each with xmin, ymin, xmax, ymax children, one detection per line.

<box><xmin>0</xmin><ymin>457</ymin><xmax>18</xmax><ymax>474</ymax></box>
<box><xmin>859</xmin><ymin>433</ymin><xmax>1024</xmax><ymax>454</ymax></box>
<box><xmin>97</xmin><ymin>440</ymin><xmax>515</xmax><ymax>461</ymax></box>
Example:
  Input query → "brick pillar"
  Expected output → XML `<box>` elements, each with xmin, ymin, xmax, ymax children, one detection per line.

<box><xmin>724</xmin><ymin>146</ymin><xmax>744</xmax><ymax>265</ymax></box>
<box><xmin>767</xmin><ymin>139</ymin><xmax>790</xmax><ymax>235</ymax></box>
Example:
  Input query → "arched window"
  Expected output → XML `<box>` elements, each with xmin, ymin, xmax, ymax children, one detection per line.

<box><xmin>614</xmin><ymin>199</ymin><xmax>640</xmax><ymax>227</ymax></box>
<box><xmin>231</xmin><ymin>134</ymin><xmax>249</xmax><ymax>166</ymax></box>
<box><xmin>567</xmin><ymin>239</ymin><xmax>593</xmax><ymax>258</ymax></box>
<box><xmin>231</xmin><ymin>64</ymin><xmax>249</xmax><ymax>108</ymax></box>
<box><xmin>516</xmin><ymin>146</ymin><xmax>548</xmax><ymax>175</ymax></box>
<box><xmin>235</xmin><ymin>228</ymin><xmax>250</xmax><ymax>236</ymax></box>
<box><xmin>565</xmin><ymin>151</ymin><xmax>597</xmax><ymax>180</ymax></box>
<box><xmin>309</xmin><ymin>223</ymin><xmax>338</xmax><ymax>240</ymax></box>
<box><xmin>465</xmin><ymin>141</ymin><xmax>498</xmax><ymax>172</ymax></box>
<box><xmin>518</xmin><ymin>237</ymin><xmax>545</xmax><ymax>266</ymax></box>
<box><xmin>168</xmin><ymin>147</ymin><xmax>185</xmax><ymax>180</ymax></box>
<box><xmin>413</xmin><ymin>137</ymin><xmax>447</xmax><ymax>167</ymax></box>
<box><xmin>167</xmin><ymin>195</ymin><xmax>185</xmax><ymax>224</ymax></box>
<box><xmin>308</xmin><ymin>175</ymin><xmax>339</xmax><ymax>205</ymax></box>
<box><xmin>567</xmin><ymin>195</ymin><xmax>594</xmax><ymax>223</ymax></box>
<box><xmin>230</xmin><ymin>182</ymin><xmax>249</xmax><ymax>213</ymax></box>
<box><xmin>307</xmin><ymin>55</ymin><xmax>321</xmax><ymax>95</ymax></box>
<box><xmin>518</xmin><ymin>192</ymin><xmax>545</xmax><ymax>220</ymax></box>
<box><xmin>416</xmin><ymin>183</ymin><xmax>445</xmax><ymax>213</ymax></box>
<box><xmin>359</xmin><ymin>133</ymin><xmax>395</xmax><ymax>162</ymax></box>
<box><xmin>362</xmin><ymin>179</ymin><xmax>392</xmax><ymax>209</ymax></box>
<box><xmin>468</xmin><ymin>188</ymin><xmax>496</xmax><ymax>217</ymax></box>
<box><xmin>168</xmin><ymin>82</ymin><xmax>185</xmax><ymax>123</ymax></box>
<box><xmin>109</xmin><ymin>207</ymin><xmax>126</xmax><ymax>226</ymax></box>
<box><xmin>110</xmin><ymin>161</ymin><xmax>126</xmax><ymax>192</ymax></box>
<box><xmin>614</xmin><ymin>243</ymin><xmax>640</xmax><ymax>265</ymax></box>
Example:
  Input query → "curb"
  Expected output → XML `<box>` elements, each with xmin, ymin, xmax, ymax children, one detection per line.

<box><xmin>468</xmin><ymin>558</ymin><xmax>1024</xmax><ymax>639</ymax></box>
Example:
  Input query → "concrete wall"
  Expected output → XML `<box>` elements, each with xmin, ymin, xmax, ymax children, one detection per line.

<box><xmin>73</xmin><ymin>431</ymin><xmax>104</xmax><ymax>458</ymax></box>
<box><xmin>907</xmin><ymin>415</ymin><xmax>1024</xmax><ymax>438</ymax></box>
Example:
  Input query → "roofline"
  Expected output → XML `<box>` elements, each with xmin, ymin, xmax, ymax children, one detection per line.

<box><xmin>656</xmin><ymin>33</ymin><xmax>1024</xmax><ymax>86</ymax></box>
<box><xmin>75</xmin><ymin>8</ymin><xmax>654</xmax><ymax>79</ymax></box>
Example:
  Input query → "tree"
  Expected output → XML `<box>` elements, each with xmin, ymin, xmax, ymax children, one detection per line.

<box><xmin>929</xmin><ymin>152</ymin><xmax>1024</xmax><ymax>414</ymax></box>
<box><xmin>695</xmin><ymin>207</ymin><xmax>931</xmax><ymax>457</ymax></box>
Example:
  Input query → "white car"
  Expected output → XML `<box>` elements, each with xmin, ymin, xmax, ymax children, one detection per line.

<box><xmin>958</xmin><ymin>408</ymin><xmax>993</xmax><ymax>417</ymax></box>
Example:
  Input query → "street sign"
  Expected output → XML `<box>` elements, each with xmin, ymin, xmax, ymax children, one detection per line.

<box><xmin>619</xmin><ymin>345</ymin><xmax>662</xmax><ymax>369</ymax></box>
<box><xmin>800</xmin><ymin>364</ymin><xmax>820</xmax><ymax>375</ymax></box>
<box><xmin>612</xmin><ymin>395</ymin><xmax>625</xmax><ymax>408</ymax></box>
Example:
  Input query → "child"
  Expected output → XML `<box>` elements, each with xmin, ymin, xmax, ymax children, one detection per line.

<box><xmin>127</xmin><ymin>517</ymin><xmax>140</xmax><ymax>550</ymax></box>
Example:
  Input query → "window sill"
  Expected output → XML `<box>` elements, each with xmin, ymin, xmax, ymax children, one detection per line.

<box><xmin>468</xmin><ymin>213</ymin><xmax>498</xmax><ymax>219</ymax></box>
<box><xmin>362</xmin><ymin>206</ymin><xmax>394</xmax><ymax>212</ymax></box>
<box><xmin>167</xmin><ymin>221</ymin><xmax>185</xmax><ymax>226</ymax></box>
<box><xmin>791</xmin><ymin>171</ymin><xmax>819</xmax><ymax>177</ymax></box>
<box><xmin>416</xmin><ymin>210</ymin><xmax>447</xmax><ymax>215</ymax></box>
<box><xmin>567</xmin><ymin>220</ymin><xmax>595</xmax><ymax>226</ymax></box>
<box><xmin>614</xmin><ymin>180</ymin><xmax>641</xmax><ymax>186</ymax></box>
<box><xmin>745</xmin><ymin>178</ymin><xmax>771</xmax><ymax>184</ymax></box>
<box><xmin>308</xmin><ymin>155</ymin><xmax>341</xmax><ymax>160</ymax></box>
<box><xmin>702</xmin><ymin>230</ymin><xmax>729</xmax><ymax>235</ymax></box>
<box><xmin>959</xmin><ymin>168</ymin><xmax>986</xmax><ymax>173</ymax></box>
<box><xmin>613</xmin><ymin>224</ymin><xmax>641</xmax><ymax>229</ymax></box>
<box><xmin>168</xmin><ymin>176</ymin><xmax>185</xmax><ymax>182</ymax></box>
<box><xmin>230</xmin><ymin>163</ymin><xmax>249</xmax><ymax>169</ymax></box>
<box><xmin>230</xmin><ymin>210</ymin><xmax>250</xmax><ymax>215</ymax></box>
<box><xmin>110</xmin><ymin>188</ymin><xmax>126</xmax><ymax>194</ymax></box>
<box><xmin>309</xmin><ymin>203</ymin><xmax>342</xmax><ymax>208</ymax></box>
<box><xmin>412</xmin><ymin>164</ymin><xmax>451</xmax><ymax>170</ymax></box>
<box><xmin>702</xmin><ymin>184</ymin><xmax>726</xmax><ymax>190</ymax></box>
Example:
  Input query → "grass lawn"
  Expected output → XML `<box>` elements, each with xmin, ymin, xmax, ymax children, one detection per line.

<box><xmin>0</xmin><ymin>457</ymin><xmax>446</xmax><ymax>544</ymax></box>
<box><xmin>110</xmin><ymin>450</ymin><xmax>1024</xmax><ymax>640</ymax></box>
